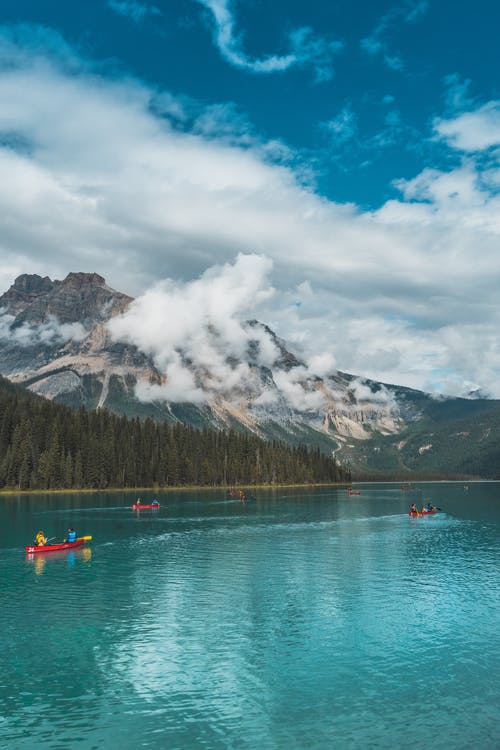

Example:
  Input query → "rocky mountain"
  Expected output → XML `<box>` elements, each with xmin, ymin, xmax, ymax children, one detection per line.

<box><xmin>1</xmin><ymin>272</ymin><xmax>498</xmax><ymax>478</ymax></box>
<box><xmin>0</xmin><ymin>272</ymin><xmax>162</xmax><ymax>409</ymax></box>
<box><xmin>1</xmin><ymin>272</ymin><xmax>131</xmax><ymax>324</ymax></box>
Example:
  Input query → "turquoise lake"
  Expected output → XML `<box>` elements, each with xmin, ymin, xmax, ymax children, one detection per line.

<box><xmin>1</xmin><ymin>482</ymin><xmax>499</xmax><ymax>749</ymax></box>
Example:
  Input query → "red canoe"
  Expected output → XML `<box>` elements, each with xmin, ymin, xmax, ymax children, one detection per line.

<box><xmin>132</xmin><ymin>503</ymin><xmax>160</xmax><ymax>510</ymax></box>
<box><xmin>25</xmin><ymin>538</ymin><xmax>87</xmax><ymax>554</ymax></box>
<box><xmin>409</xmin><ymin>509</ymin><xmax>439</xmax><ymax>517</ymax></box>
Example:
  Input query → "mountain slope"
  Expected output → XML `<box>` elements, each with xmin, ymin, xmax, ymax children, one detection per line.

<box><xmin>1</xmin><ymin>271</ymin><xmax>499</xmax><ymax>478</ymax></box>
<box><xmin>339</xmin><ymin>395</ymin><xmax>500</xmax><ymax>478</ymax></box>
<box><xmin>0</xmin><ymin>273</ymin><xmax>410</xmax><ymax>442</ymax></box>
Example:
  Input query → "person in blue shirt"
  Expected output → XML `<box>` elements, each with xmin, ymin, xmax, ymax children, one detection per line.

<box><xmin>65</xmin><ymin>528</ymin><xmax>77</xmax><ymax>543</ymax></box>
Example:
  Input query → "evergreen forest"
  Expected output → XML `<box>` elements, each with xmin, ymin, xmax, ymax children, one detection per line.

<box><xmin>0</xmin><ymin>377</ymin><xmax>349</xmax><ymax>490</ymax></box>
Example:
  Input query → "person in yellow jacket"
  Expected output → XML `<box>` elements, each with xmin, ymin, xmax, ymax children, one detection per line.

<box><xmin>35</xmin><ymin>531</ymin><xmax>48</xmax><ymax>546</ymax></box>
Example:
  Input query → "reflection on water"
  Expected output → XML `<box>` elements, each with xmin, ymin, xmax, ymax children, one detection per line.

<box><xmin>33</xmin><ymin>554</ymin><xmax>45</xmax><ymax>576</ymax></box>
<box><xmin>25</xmin><ymin>546</ymin><xmax>93</xmax><ymax>576</ymax></box>
<box><xmin>1</xmin><ymin>483</ymin><xmax>499</xmax><ymax>749</ymax></box>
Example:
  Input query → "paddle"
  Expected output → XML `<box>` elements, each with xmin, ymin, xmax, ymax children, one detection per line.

<box><xmin>59</xmin><ymin>535</ymin><xmax>92</xmax><ymax>543</ymax></box>
<box><xmin>31</xmin><ymin>535</ymin><xmax>55</xmax><ymax>546</ymax></box>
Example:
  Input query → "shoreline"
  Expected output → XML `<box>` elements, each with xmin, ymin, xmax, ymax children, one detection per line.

<box><xmin>0</xmin><ymin>481</ymin><xmax>349</xmax><ymax>497</ymax></box>
<box><xmin>1</xmin><ymin>479</ymin><xmax>488</xmax><ymax>497</ymax></box>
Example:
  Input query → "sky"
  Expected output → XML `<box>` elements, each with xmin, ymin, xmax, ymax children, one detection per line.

<box><xmin>1</xmin><ymin>0</ymin><xmax>500</xmax><ymax>398</ymax></box>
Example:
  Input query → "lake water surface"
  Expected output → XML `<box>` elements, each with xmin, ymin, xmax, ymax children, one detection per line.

<box><xmin>1</xmin><ymin>482</ymin><xmax>499</xmax><ymax>749</ymax></box>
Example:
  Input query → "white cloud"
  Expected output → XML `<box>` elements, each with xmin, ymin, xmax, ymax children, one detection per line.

<box><xmin>273</xmin><ymin>369</ymin><xmax>325</xmax><ymax>412</ymax></box>
<box><xmin>195</xmin><ymin>0</ymin><xmax>341</xmax><ymax>80</ymax></box>
<box><xmin>348</xmin><ymin>378</ymin><xmax>397</xmax><ymax>406</ymax></box>
<box><xmin>435</xmin><ymin>102</ymin><xmax>500</xmax><ymax>152</ymax></box>
<box><xmin>108</xmin><ymin>254</ymin><xmax>338</xmax><ymax>409</ymax></box>
<box><xmin>307</xmin><ymin>353</ymin><xmax>336</xmax><ymax>377</ymax></box>
<box><xmin>108</xmin><ymin>254</ymin><xmax>279</xmax><ymax>403</ymax></box>
<box><xmin>1</xmin><ymin>28</ymin><xmax>500</xmax><ymax>398</ymax></box>
<box><xmin>0</xmin><ymin>312</ymin><xmax>87</xmax><ymax>347</ymax></box>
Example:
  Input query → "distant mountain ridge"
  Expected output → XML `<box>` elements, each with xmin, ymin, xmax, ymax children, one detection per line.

<box><xmin>1</xmin><ymin>271</ymin><xmax>499</xmax><ymax>478</ymax></box>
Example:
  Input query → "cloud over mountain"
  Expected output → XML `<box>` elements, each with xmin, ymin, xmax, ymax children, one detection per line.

<box><xmin>0</xmin><ymin>312</ymin><xmax>86</xmax><ymax>347</ymax></box>
<box><xmin>108</xmin><ymin>254</ymin><xmax>278</xmax><ymax>403</ymax></box>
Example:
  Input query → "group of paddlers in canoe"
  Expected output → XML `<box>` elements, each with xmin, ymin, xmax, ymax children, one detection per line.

<box><xmin>409</xmin><ymin>502</ymin><xmax>440</xmax><ymax>517</ymax></box>
<box><xmin>132</xmin><ymin>498</ymin><xmax>160</xmax><ymax>510</ymax></box>
<box><xmin>33</xmin><ymin>527</ymin><xmax>77</xmax><ymax>547</ymax></box>
<box><xmin>26</xmin><ymin>528</ymin><xmax>92</xmax><ymax>554</ymax></box>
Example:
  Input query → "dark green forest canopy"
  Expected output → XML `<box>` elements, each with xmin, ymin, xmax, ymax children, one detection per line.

<box><xmin>0</xmin><ymin>377</ymin><xmax>349</xmax><ymax>490</ymax></box>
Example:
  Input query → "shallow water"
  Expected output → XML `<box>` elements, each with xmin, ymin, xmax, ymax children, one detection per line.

<box><xmin>1</xmin><ymin>482</ymin><xmax>499</xmax><ymax>749</ymax></box>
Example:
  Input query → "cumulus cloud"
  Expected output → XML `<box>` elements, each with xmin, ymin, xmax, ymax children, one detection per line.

<box><xmin>108</xmin><ymin>254</ymin><xmax>338</xmax><ymax>409</ymax></box>
<box><xmin>108</xmin><ymin>254</ymin><xmax>279</xmax><ymax>403</ymax></box>
<box><xmin>434</xmin><ymin>101</ymin><xmax>500</xmax><ymax>152</ymax></box>
<box><xmin>1</xmin><ymin>27</ymin><xmax>500</xmax><ymax>397</ymax></box>
<box><xmin>195</xmin><ymin>0</ymin><xmax>342</xmax><ymax>80</ymax></box>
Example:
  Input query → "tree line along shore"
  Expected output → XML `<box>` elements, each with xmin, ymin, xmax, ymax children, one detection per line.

<box><xmin>0</xmin><ymin>376</ymin><xmax>350</xmax><ymax>491</ymax></box>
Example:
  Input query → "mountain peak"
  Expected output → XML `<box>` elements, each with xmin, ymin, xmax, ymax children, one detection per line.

<box><xmin>12</xmin><ymin>273</ymin><xmax>54</xmax><ymax>294</ymax></box>
<box><xmin>0</xmin><ymin>271</ymin><xmax>132</xmax><ymax>327</ymax></box>
<box><xmin>61</xmin><ymin>272</ymin><xmax>106</xmax><ymax>288</ymax></box>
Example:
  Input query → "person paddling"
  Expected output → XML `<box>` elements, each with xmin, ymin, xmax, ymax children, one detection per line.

<box><xmin>35</xmin><ymin>531</ymin><xmax>48</xmax><ymax>546</ymax></box>
<box><xmin>410</xmin><ymin>504</ymin><xmax>418</xmax><ymax>514</ymax></box>
<box><xmin>65</xmin><ymin>528</ymin><xmax>77</xmax><ymax>543</ymax></box>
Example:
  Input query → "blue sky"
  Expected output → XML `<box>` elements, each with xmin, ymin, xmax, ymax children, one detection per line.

<box><xmin>3</xmin><ymin>0</ymin><xmax>499</xmax><ymax>206</ymax></box>
<box><xmin>1</xmin><ymin>1</ymin><xmax>500</xmax><ymax>397</ymax></box>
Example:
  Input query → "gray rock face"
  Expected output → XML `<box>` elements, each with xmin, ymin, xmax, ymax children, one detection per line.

<box><xmin>0</xmin><ymin>272</ymin><xmax>159</xmax><ymax>399</ymax></box>
<box><xmin>0</xmin><ymin>274</ymin><xmax>54</xmax><ymax>318</ymax></box>
<box><xmin>0</xmin><ymin>272</ymin><xmax>132</xmax><ymax>326</ymax></box>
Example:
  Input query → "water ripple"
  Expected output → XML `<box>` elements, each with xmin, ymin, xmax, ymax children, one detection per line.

<box><xmin>1</xmin><ymin>484</ymin><xmax>499</xmax><ymax>749</ymax></box>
